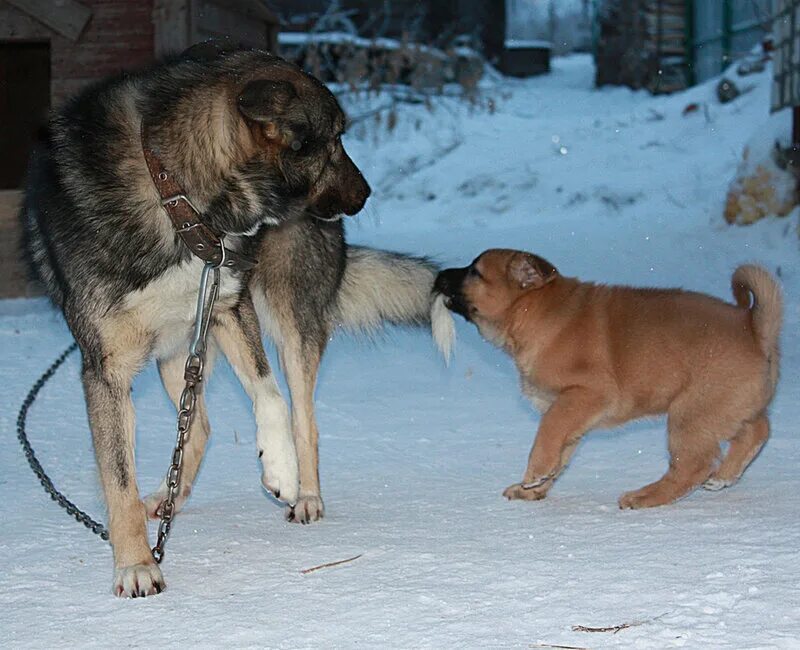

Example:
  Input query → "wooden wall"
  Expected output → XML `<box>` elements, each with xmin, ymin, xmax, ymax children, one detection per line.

<box><xmin>1</xmin><ymin>0</ymin><xmax>280</xmax><ymax>299</ymax></box>
<box><xmin>0</xmin><ymin>0</ymin><xmax>155</xmax><ymax>105</ymax></box>
<box><xmin>1</xmin><ymin>0</ymin><xmax>156</xmax><ymax>298</ymax></box>
<box><xmin>595</xmin><ymin>0</ymin><xmax>689</xmax><ymax>94</ymax></box>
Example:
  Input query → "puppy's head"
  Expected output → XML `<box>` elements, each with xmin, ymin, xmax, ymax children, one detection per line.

<box><xmin>434</xmin><ymin>249</ymin><xmax>558</xmax><ymax>336</ymax></box>
<box><xmin>235</xmin><ymin>58</ymin><xmax>371</xmax><ymax>219</ymax></box>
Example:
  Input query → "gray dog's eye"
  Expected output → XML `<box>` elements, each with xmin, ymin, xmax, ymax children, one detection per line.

<box><xmin>290</xmin><ymin>139</ymin><xmax>302</xmax><ymax>151</ymax></box>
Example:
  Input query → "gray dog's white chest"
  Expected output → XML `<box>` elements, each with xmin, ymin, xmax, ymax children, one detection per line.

<box><xmin>122</xmin><ymin>258</ymin><xmax>243</xmax><ymax>358</ymax></box>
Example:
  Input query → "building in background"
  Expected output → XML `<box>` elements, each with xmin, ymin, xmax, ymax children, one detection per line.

<box><xmin>0</xmin><ymin>0</ymin><xmax>278</xmax><ymax>297</ymax></box>
<box><xmin>269</xmin><ymin>0</ymin><xmax>595</xmax><ymax>77</ymax></box>
<box><xmin>0</xmin><ymin>0</ymin><xmax>278</xmax><ymax>191</ymax></box>
<box><xmin>594</xmin><ymin>0</ymin><xmax>771</xmax><ymax>94</ymax></box>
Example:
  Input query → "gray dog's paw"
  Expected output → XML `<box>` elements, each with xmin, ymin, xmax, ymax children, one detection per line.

<box><xmin>113</xmin><ymin>563</ymin><xmax>165</xmax><ymax>598</ymax></box>
<box><xmin>260</xmin><ymin>444</ymin><xmax>299</xmax><ymax>506</ymax></box>
<box><xmin>143</xmin><ymin>482</ymin><xmax>191</xmax><ymax>520</ymax></box>
<box><xmin>285</xmin><ymin>495</ymin><xmax>325</xmax><ymax>524</ymax></box>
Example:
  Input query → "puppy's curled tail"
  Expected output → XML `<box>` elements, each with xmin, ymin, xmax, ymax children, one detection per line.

<box><xmin>334</xmin><ymin>246</ymin><xmax>455</xmax><ymax>363</ymax></box>
<box><xmin>732</xmin><ymin>264</ymin><xmax>783</xmax><ymax>395</ymax></box>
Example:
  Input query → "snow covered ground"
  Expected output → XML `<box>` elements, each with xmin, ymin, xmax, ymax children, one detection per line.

<box><xmin>2</xmin><ymin>55</ymin><xmax>798</xmax><ymax>648</ymax></box>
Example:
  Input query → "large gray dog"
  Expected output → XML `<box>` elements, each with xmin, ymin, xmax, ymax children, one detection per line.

<box><xmin>22</xmin><ymin>46</ymin><xmax>453</xmax><ymax>597</ymax></box>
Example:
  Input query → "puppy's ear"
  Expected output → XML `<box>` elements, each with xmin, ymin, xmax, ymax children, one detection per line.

<box><xmin>238</xmin><ymin>79</ymin><xmax>297</xmax><ymax>124</ymax></box>
<box><xmin>508</xmin><ymin>253</ymin><xmax>558</xmax><ymax>289</ymax></box>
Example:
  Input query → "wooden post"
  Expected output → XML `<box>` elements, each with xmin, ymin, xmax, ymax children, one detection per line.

<box><xmin>793</xmin><ymin>106</ymin><xmax>800</xmax><ymax>144</ymax></box>
<box><xmin>685</xmin><ymin>0</ymin><xmax>695</xmax><ymax>86</ymax></box>
<box><xmin>793</xmin><ymin>106</ymin><xmax>800</xmax><ymax>194</ymax></box>
<box><xmin>721</xmin><ymin>0</ymin><xmax>732</xmax><ymax>68</ymax></box>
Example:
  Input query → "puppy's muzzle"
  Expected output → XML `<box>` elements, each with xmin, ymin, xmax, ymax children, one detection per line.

<box><xmin>434</xmin><ymin>267</ymin><xmax>472</xmax><ymax>321</ymax></box>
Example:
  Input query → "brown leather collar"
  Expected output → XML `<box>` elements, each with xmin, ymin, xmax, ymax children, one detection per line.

<box><xmin>141</xmin><ymin>124</ymin><xmax>256</xmax><ymax>271</ymax></box>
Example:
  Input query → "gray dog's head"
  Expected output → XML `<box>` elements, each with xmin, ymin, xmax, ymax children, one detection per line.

<box><xmin>234</xmin><ymin>55</ymin><xmax>371</xmax><ymax>220</ymax></box>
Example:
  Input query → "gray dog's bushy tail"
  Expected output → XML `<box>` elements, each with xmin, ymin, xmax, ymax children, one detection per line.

<box><xmin>732</xmin><ymin>264</ymin><xmax>782</xmax><ymax>396</ymax></box>
<box><xmin>334</xmin><ymin>246</ymin><xmax>455</xmax><ymax>362</ymax></box>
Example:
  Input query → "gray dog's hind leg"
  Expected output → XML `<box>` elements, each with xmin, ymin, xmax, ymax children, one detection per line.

<box><xmin>280</xmin><ymin>328</ymin><xmax>329</xmax><ymax>524</ymax></box>
<box><xmin>142</xmin><ymin>348</ymin><xmax>215</xmax><ymax>519</ymax></box>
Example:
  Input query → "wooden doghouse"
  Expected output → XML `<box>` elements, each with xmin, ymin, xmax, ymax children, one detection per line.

<box><xmin>0</xmin><ymin>0</ymin><xmax>278</xmax><ymax>299</ymax></box>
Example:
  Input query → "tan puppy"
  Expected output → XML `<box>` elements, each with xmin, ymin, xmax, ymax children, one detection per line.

<box><xmin>434</xmin><ymin>249</ymin><xmax>782</xmax><ymax>508</ymax></box>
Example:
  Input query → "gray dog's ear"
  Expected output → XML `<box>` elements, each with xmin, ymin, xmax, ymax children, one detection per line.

<box><xmin>238</xmin><ymin>79</ymin><xmax>297</xmax><ymax>124</ymax></box>
<box><xmin>509</xmin><ymin>253</ymin><xmax>558</xmax><ymax>289</ymax></box>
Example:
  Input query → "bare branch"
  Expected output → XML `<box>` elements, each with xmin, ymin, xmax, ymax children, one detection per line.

<box><xmin>300</xmin><ymin>554</ymin><xmax>363</xmax><ymax>575</ymax></box>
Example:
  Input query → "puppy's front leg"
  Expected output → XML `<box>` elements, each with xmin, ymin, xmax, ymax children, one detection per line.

<box><xmin>504</xmin><ymin>388</ymin><xmax>609</xmax><ymax>501</ymax></box>
<box><xmin>213</xmin><ymin>301</ymin><xmax>299</xmax><ymax>506</ymax></box>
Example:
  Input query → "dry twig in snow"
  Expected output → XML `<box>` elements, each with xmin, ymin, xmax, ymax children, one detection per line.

<box><xmin>572</xmin><ymin>612</ymin><xmax>668</xmax><ymax>634</ymax></box>
<box><xmin>300</xmin><ymin>554</ymin><xmax>363</xmax><ymax>575</ymax></box>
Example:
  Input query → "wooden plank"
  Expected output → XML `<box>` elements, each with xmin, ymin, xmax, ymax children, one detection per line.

<box><xmin>0</xmin><ymin>190</ymin><xmax>42</xmax><ymax>299</ymax></box>
<box><xmin>153</xmin><ymin>0</ymin><xmax>190</xmax><ymax>57</ymax></box>
<box><xmin>772</xmin><ymin>0</ymin><xmax>800</xmax><ymax>112</ymax></box>
<box><xmin>5</xmin><ymin>0</ymin><xmax>92</xmax><ymax>42</ymax></box>
<box><xmin>193</xmin><ymin>0</ymin><xmax>271</xmax><ymax>49</ymax></box>
<box><xmin>222</xmin><ymin>0</ymin><xmax>278</xmax><ymax>24</ymax></box>
<box><xmin>0</xmin><ymin>3</ymin><xmax>52</xmax><ymax>40</ymax></box>
<box><xmin>0</xmin><ymin>190</ymin><xmax>22</xmax><ymax>221</ymax></box>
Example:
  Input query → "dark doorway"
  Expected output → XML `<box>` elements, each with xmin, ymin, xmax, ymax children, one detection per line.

<box><xmin>0</xmin><ymin>42</ymin><xmax>50</xmax><ymax>189</ymax></box>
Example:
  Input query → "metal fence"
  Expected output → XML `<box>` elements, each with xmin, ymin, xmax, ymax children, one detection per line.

<box><xmin>592</xmin><ymin>1</ymin><xmax>772</xmax><ymax>90</ymax></box>
<box><xmin>771</xmin><ymin>0</ymin><xmax>800</xmax><ymax>111</ymax></box>
<box><xmin>689</xmin><ymin>0</ymin><xmax>771</xmax><ymax>84</ymax></box>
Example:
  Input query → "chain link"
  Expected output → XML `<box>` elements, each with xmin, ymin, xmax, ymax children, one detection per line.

<box><xmin>16</xmin><ymin>261</ymin><xmax>222</xmax><ymax>564</ymax></box>
<box><xmin>16</xmin><ymin>342</ymin><xmax>110</xmax><ymax>540</ymax></box>
<box><xmin>151</xmin><ymin>262</ymin><xmax>220</xmax><ymax>563</ymax></box>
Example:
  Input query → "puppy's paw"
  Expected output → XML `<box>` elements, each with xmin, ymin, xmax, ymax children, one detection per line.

<box><xmin>618</xmin><ymin>488</ymin><xmax>666</xmax><ymax>509</ymax></box>
<box><xmin>143</xmin><ymin>483</ymin><xmax>191</xmax><ymax>520</ymax></box>
<box><xmin>520</xmin><ymin>474</ymin><xmax>553</xmax><ymax>489</ymax></box>
<box><xmin>503</xmin><ymin>482</ymin><xmax>549</xmax><ymax>501</ymax></box>
<box><xmin>285</xmin><ymin>494</ymin><xmax>325</xmax><ymax>524</ymax></box>
<box><xmin>113</xmin><ymin>562</ymin><xmax>165</xmax><ymax>598</ymax></box>
<box><xmin>618</xmin><ymin>491</ymin><xmax>642</xmax><ymax>509</ymax></box>
<box><xmin>702</xmin><ymin>476</ymin><xmax>736</xmax><ymax>491</ymax></box>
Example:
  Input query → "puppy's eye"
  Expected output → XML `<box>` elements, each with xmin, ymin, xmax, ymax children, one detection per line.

<box><xmin>467</xmin><ymin>266</ymin><xmax>482</xmax><ymax>279</ymax></box>
<box><xmin>290</xmin><ymin>139</ymin><xmax>303</xmax><ymax>151</ymax></box>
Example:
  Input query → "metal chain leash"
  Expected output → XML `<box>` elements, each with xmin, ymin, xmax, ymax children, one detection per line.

<box><xmin>152</xmin><ymin>260</ymin><xmax>220</xmax><ymax>563</ymax></box>
<box><xmin>16</xmin><ymin>259</ymin><xmax>222</xmax><ymax>563</ymax></box>
<box><xmin>16</xmin><ymin>341</ymin><xmax>110</xmax><ymax>540</ymax></box>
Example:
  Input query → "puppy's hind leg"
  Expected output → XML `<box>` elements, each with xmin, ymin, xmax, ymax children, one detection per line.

<box><xmin>81</xmin><ymin>318</ymin><xmax>165</xmax><ymax>597</ymax></box>
<box><xmin>704</xmin><ymin>413</ymin><xmax>769</xmax><ymax>491</ymax></box>
<box><xmin>619</xmin><ymin>406</ymin><xmax>721</xmax><ymax>509</ymax></box>
<box><xmin>143</xmin><ymin>348</ymin><xmax>215</xmax><ymax>519</ymax></box>
<box><xmin>213</xmin><ymin>299</ymin><xmax>299</xmax><ymax>506</ymax></box>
